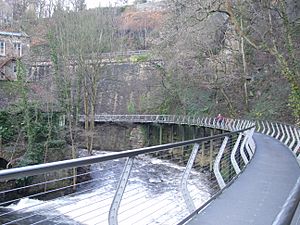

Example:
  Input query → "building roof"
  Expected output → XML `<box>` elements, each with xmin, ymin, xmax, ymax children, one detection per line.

<box><xmin>0</xmin><ymin>57</ymin><xmax>17</xmax><ymax>81</ymax></box>
<box><xmin>0</xmin><ymin>57</ymin><xmax>14</xmax><ymax>69</ymax></box>
<box><xmin>0</xmin><ymin>57</ymin><xmax>17</xmax><ymax>69</ymax></box>
<box><xmin>0</xmin><ymin>31</ymin><xmax>29</xmax><ymax>37</ymax></box>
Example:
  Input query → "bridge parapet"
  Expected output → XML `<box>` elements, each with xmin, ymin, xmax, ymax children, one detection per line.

<box><xmin>0</xmin><ymin>115</ymin><xmax>256</xmax><ymax>224</ymax></box>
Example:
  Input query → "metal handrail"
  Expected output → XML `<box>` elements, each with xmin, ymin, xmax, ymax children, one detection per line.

<box><xmin>255</xmin><ymin>120</ymin><xmax>300</xmax><ymax>224</ymax></box>
<box><xmin>80</xmin><ymin>114</ymin><xmax>253</xmax><ymax>132</ymax></box>
<box><xmin>0</xmin><ymin>126</ymin><xmax>253</xmax><ymax>182</ymax></box>
<box><xmin>272</xmin><ymin>176</ymin><xmax>300</xmax><ymax>225</ymax></box>
<box><xmin>0</xmin><ymin>115</ymin><xmax>256</xmax><ymax>225</ymax></box>
<box><xmin>255</xmin><ymin>120</ymin><xmax>300</xmax><ymax>161</ymax></box>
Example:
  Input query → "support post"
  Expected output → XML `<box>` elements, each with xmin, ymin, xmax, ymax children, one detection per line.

<box><xmin>109</xmin><ymin>157</ymin><xmax>134</xmax><ymax>225</ymax></box>
<box><xmin>180</xmin><ymin>143</ymin><xmax>200</xmax><ymax>213</ymax></box>
<box><xmin>284</xmin><ymin>125</ymin><xmax>290</xmax><ymax>146</ymax></box>
<box><xmin>147</xmin><ymin>124</ymin><xmax>150</xmax><ymax>146</ymax></box>
<box><xmin>240</xmin><ymin>131</ymin><xmax>250</xmax><ymax>165</ymax></box>
<box><xmin>213</xmin><ymin>136</ymin><xmax>229</xmax><ymax>189</ymax></box>
<box><xmin>231</xmin><ymin>133</ymin><xmax>243</xmax><ymax>174</ymax></box>
<box><xmin>275</xmin><ymin>123</ymin><xmax>281</xmax><ymax>139</ymax></box>
<box><xmin>182</xmin><ymin>125</ymin><xmax>185</xmax><ymax>153</ymax></box>
<box><xmin>209</xmin><ymin>129</ymin><xmax>214</xmax><ymax>172</ymax></box>
<box><xmin>293</xmin><ymin>128</ymin><xmax>300</xmax><ymax>154</ymax></box>
<box><xmin>159</xmin><ymin>125</ymin><xmax>163</xmax><ymax>145</ymax></box>
<box><xmin>170</xmin><ymin>125</ymin><xmax>174</xmax><ymax>143</ymax></box>
<box><xmin>193</xmin><ymin>126</ymin><xmax>196</xmax><ymax>139</ymax></box>
<box><xmin>280</xmin><ymin>124</ymin><xmax>285</xmax><ymax>142</ymax></box>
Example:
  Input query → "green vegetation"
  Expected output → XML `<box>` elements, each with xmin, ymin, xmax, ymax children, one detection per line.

<box><xmin>0</xmin><ymin>0</ymin><xmax>298</xmax><ymax>170</ymax></box>
<box><xmin>154</xmin><ymin>0</ymin><xmax>299</xmax><ymax>124</ymax></box>
<box><xmin>0</xmin><ymin>60</ymin><xmax>65</xmax><ymax>167</ymax></box>
<box><xmin>0</xmin><ymin>106</ymin><xmax>65</xmax><ymax>166</ymax></box>
<box><xmin>127</xmin><ymin>100</ymin><xmax>136</xmax><ymax>114</ymax></box>
<box><xmin>130</xmin><ymin>54</ymin><xmax>151</xmax><ymax>63</ymax></box>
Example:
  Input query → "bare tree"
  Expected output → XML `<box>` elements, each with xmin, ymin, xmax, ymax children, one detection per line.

<box><xmin>49</xmin><ymin>6</ymin><xmax>118</xmax><ymax>162</ymax></box>
<box><xmin>225</xmin><ymin>0</ymin><xmax>300</xmax><ymax>122</ymax></box>
<box><xmin>155</xmin><ymin>0</ymin><xmax>243</xmax><ymax>116</ymax></box>
<box><xmin>155</xmin><ymin>0</ymin><xmax>299</xmax><ymax>121</ymax></box>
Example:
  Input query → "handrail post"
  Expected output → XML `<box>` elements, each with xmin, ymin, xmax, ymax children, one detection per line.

<box><xmin>109</xmin><ymin>157</ymin><xmax>134</xmax><ymax>225</ymax></box>
<box><xmin>284</xmin><ymin>125</ymin><xmax>290</xmax><ymax>146</ymax></box>
<box><xmin>271</xmin><ymin>122</ymin><xmax>275</xmax><ymax>137</ymax></box>
<box><xmin>261</xmin><ymin>121</ymin><xmax>266</xmax><ymax>134</ymax></box>
<box><xmin>293</xmin><ymin>128</ymin><xmax>300</xmax><ymax>155</ymax></box>
<box><xmin>245</xmin><ymin>129</ymin><xmax>254</xmax><ymax>159</ymax></box>
<box><xmin>237</xmin><ymin>120</ymin><xmax>241</xmax><ymax>130</ymax></box>
<box><xmin>275</xmin><ymin>123</ymin><xmax>281</xmax><ymax>139</ymax></box>
<box><xmin>288</xmin><ymin>126</ymin><xmax>296</xmax><ymax>150</ymax></box>
<box><xmin>256</xmin><ymin>121</ymin><xmax>261</xmax><ymax>133</ymax></box>
<box><xmin>242</xmin><ymin>120</ymin><xmax>246</xmax><ymax>129</ymax></box>
<box><xmin>249</xmin><ymin>127</ymin><xmax>256</xmax><ymax>153</ymax></box>
<box><xmin>231</xmin><ymin>133</ymin><xmax>243</xmax><ymax>174</ymax></box>
<box><xmin>280</xmin><ymin>124</ymin><xmax>285</xmax><ymax>142</ymax></box>
<box><xmin>213</xmin><ymin>136</ymin><xmax>229</xmax><ymax>189</ymax></box>
<box><xmin>240</xmin><ymin>131</ymin><xmax>250</xmax><ymax>165</ymax></box>
<box><xmin>266</xmin><ymin>121</ymin><xmax>271</xmax><ymax>136</ymax></box>
<box><xmin>180</xmin><ymin>143</ymin><xmax>199</xmax><ymax>213</ymax></box>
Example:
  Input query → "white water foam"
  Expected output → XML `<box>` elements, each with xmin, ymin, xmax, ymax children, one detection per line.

<box><xmin>6</xmin><ymin>153</ymin><xmax>211</xmax><ymax>225</ymax></box>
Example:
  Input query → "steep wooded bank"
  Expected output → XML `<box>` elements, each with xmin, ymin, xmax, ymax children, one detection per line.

<box><xmin>154</xmin><ymin>0</ymin><xmax>299</xmax><ymax>123</ymax></box>
<box><xmin>2</xmin><ymin>0</ymin><xmax>298</xmax><ymax>122</ymax></box>
<box><xmin>0</xmin><ymin>0</ymin><xmax>298</xmax><ymax>170</ymax></box>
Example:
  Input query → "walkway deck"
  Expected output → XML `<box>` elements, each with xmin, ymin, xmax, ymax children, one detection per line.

<box><xmin>187</xmin><ymin>133</ymin><xmax>300</xmax><ymax>225</ymax></box>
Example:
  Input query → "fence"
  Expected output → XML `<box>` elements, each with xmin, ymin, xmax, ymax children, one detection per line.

<box><xmin>255</xmin><ymin>120</ymin><xmax>300</xmax><ymax>225</ymax></box>
<box><xmin>0</xmin><ymin>116</ymin><xmax>255</xmax><ymax>225</ymax></box>
<box><xmin>255</xmin><ymin>120</ymin><xmax>300</xmax><ymax>162</ymax></box>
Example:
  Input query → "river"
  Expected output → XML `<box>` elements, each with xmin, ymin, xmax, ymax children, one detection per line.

<box><xmin>0</xmin><ymin>151</ymin><xmax>212</xmax><ymax>225</ymax></box>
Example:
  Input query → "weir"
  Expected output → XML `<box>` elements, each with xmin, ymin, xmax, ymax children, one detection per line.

<box><xmin>0</xmin><ymin>115</ymin><xmax>299</xmax><ymax>225</ymax></box>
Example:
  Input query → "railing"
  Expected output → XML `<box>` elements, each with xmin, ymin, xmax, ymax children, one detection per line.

<box><xmin>272</xmin><ymin>176</ymin><xmax>300</xmax><ymax>225</ymax></box>
<box><xmin>80</xmin><ymin>114</ymin><xmax>252</xmax><ymax>132</ymax></box>
<box><xmin>255</xmin><ymin>120</ymin><xmax>300</xmax><ymax>224</ymax></box>
<box><xmin>0</xmin><ymin>116</ymin><xmax>255</xmax><ymax>225</ymax></box>
<box><xmin>30</xmin><ymin>50</ymin><xmax>152</xmax><ymax>66</ymax></box>
<box><xmin>255</xmin><ymin>120</ymin><xmax>300</xmax><ymax>162</ymax></box>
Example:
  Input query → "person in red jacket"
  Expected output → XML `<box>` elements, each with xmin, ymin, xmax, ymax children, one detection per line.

<box><xmin>216</xmin><ymin>114</ymin><xmax>224</xmax><ymax>124</ymax></box>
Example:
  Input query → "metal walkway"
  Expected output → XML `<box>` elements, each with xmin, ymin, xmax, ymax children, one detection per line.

<box><xmin>0</xmin><ymin>115</ymin><xmax>299</xmax><ymax>224</ymax></box>
<box><xmin>187</xmin><ymin>133</ymin><xmax>300</xmax><ymax>225</ymax></box>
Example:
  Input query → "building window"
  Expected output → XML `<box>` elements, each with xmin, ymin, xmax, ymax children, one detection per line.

<box><xmin>13</xmin><ymin>43</ymin><xmax>22</xmax><ymax>57</ymax></box>
<box><xmin>13</xmin><ymin>64</ymin><xmax>17</xmax><ymax>73</ymax></box>
<box><xmin>0</xmin><ymin>41</ymin><xmax>5</xmax><ymax>56</ymax></box>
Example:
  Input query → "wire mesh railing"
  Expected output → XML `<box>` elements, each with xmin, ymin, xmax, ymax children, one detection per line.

<box><xmin>0</xmin><ymin>116</ymin><xmax>255</xmax><ymax>225</ymax></box>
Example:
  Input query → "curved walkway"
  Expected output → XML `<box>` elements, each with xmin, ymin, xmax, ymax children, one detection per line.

<box><xmin>187</xmin><ymin>133</ymin><xmax>300</xmax><ymax>225</ymax></box>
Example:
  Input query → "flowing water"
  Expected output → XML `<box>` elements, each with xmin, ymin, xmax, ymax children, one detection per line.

<box><xmin>0</xmin><ymin>151</ymin><xmax>212</xmax><ymax>225</ymax></box>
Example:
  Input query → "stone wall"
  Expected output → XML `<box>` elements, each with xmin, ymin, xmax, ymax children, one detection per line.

<box><xmin>27</xmin><ymin>60</ymin><xmax>164</xmax><ymax>114</ymax></box>
<box><xmin>93</xmin><ymin>61</ymin><xmax>163</xmax><ymax>114</ymax></box>
<box><xmin>77</xmin><ymin>122</ymin><xmax>146</xmax><ymax>151</ymax></box>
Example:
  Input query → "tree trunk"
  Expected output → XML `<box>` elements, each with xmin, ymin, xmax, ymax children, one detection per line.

<box><xmin>240</xmin><ymin>18</ymin><xmax>249</xmax><ymax>113</ymax></box>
